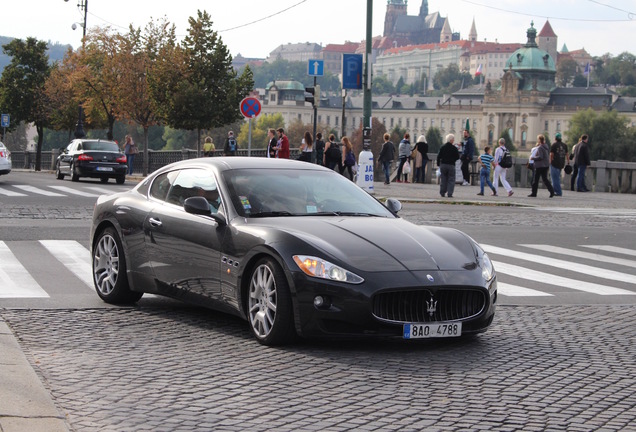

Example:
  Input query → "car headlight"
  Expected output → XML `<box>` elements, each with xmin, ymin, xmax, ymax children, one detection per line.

<box><xmin>293</xmin><ymin>255</ymin><xmax>364</xmax><ymax>284</ymax></box>
<box><xmin>479</xmin><ymin>253</ymin><xmax>495</xmax><ymax>282</ymax></box>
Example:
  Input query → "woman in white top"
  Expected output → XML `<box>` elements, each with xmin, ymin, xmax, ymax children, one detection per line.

<box><xmin>298</xmin><ymin>131</ymin><xmax>313</xmax><ymax>162</ymax></box>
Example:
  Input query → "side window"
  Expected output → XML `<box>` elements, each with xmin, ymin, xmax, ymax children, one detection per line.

<box><xmin>165</xmin><ymin>169</ymin><xmax>221</xmax><ymax>213</ymax></box>
<box><xmin>149</xmin><ymin>171</ymin><xmax>179</xmax><ymax>202</ymax></box>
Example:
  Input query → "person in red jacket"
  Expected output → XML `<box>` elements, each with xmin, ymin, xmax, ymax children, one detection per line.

<box><xmin>275</xmin><ymin>128</ymin><xmax>290</xmax><ymax>159</ymax></box>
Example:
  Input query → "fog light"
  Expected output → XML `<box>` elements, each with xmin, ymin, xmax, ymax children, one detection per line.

<box><xmin>314</xmin><ymin>296</ymin><xmax>325</xmax><ymax>307</ymax></box>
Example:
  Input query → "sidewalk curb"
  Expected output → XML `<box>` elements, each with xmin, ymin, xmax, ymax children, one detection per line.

<box><xmin>0</xmin><ymin>319</ymin><xmax>69</xmax><ymax>432</ymax></box>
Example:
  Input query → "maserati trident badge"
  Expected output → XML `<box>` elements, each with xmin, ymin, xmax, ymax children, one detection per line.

<box><xmin>426</xmin><ymin>296</ymin><xmax>437</xmax><ymax>317</ymax></box>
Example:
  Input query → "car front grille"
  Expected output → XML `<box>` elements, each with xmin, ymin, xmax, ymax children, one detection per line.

<box><xmin>372</xmin><ymin>288</ymin><xmax>486</xmax><ymax>323</ymax></box>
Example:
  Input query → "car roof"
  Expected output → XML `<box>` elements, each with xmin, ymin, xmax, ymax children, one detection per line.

<box><xmin>153</xmin><ymin>156</ymin><xmax>332</xmax><ymax>174</ymax></box>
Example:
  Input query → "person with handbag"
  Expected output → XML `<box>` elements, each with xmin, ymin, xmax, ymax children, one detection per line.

<box><xmin>340</xmin><ymin>136</ymin><xmax>356</xmax><ymax>181</ymax></box>
<box><xmin>550</xmin><ymin>132</ymin><xmax>569</xmax><ymax>196</ymax></box>
<box><xmin>123</xmin><ymin>134</ymin><xmax>138</xmax><ymax>175</ymax></box>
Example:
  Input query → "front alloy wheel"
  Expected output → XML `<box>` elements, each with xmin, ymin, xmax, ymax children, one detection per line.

<box><xmin>92</xmin><ymin>227</ymin><xmax>142</xmax><ymax>304</ymax></box>
<box><xmin>247</xmin><ymin>258</ymin><xmax>295</xmax><ymax>345</ymax></box>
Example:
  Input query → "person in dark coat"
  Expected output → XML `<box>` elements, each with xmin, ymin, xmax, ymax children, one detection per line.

<box><xmin>460</xmin><ymin>129</ymin><xmax>475</xmax><ymax>185</ymax></box>
<box><xmin>574</xmin><ymin>134</ymin><xmax>591</xmax><ymax>192</ymax></box>
<box><xmin>377</xmin><ymin>133</ymin><xmax>395</xmax><ymax>185</ymax></box>
<box><xmin>436</xmin><ymin>134</ymin><xmax>460</xmax><ymax>198</ymax></box>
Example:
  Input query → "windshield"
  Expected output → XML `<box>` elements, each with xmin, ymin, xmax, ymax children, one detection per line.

<box><xmin>223</xmin><ymin>168</ymin><xmax>395</xmax><ymax>218</ymax></box>
<box><xmin>83</xmin><ymin>141</ymin><xmax>120</xmax><ymax>152</ymax></box>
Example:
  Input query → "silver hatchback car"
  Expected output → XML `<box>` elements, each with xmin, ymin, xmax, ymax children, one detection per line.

<box><xmin>0</xmin><ymin>142</ymin><xmax>11</xmax><ymax>176</ymax></box>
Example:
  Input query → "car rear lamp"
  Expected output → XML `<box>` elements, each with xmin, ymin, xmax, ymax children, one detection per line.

<box><xmin>77</xmin><ymin>154</ymin><xmax>93</xmax><ymax>161</ymax></box>
<box><xmin>116</xmin><ymin>155</ymin><xmax>127</xmax><ymax>163</ymax></box>
<box><xmin>0</xmin><ymin>151</ymin><xmax>4</xmax><ymax>158</ymax></box>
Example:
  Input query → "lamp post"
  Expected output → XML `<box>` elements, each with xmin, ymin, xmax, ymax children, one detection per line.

<box><xmin>65</xmin><ymin>0</ymin><xmax>88</xmax><ymax>139</ymax></box>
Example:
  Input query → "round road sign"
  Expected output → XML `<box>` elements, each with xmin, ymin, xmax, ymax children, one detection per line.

<box><xmin>240</xmin><ymin>97</ymin><xmax>261</xmax><ymax>119</ymax></box>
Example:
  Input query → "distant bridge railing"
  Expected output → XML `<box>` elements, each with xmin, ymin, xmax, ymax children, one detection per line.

<box><xmin>9</xmin><ymin>149</ymin><xmax>636</xmax><ymax>194</ymax></box>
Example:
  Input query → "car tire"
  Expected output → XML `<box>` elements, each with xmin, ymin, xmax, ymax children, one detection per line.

<box><xmin>100</xmin><ymin>177</ymin><xmax>109</xmax><ymax>183</ymax></box>
<box><xmin>92</xmin><ymin>227</ymin><xmax>143</xmax><ymax>304</ymax></box>
<box><xmin>71</xmin><ymin>163</ymin><xmax>79</xmax><ymax>182</ymax></box>
<box><xmin>247</xmin><ymin>257</ymin><xmax>296</xmax><ymax>346</ymax></box>
<box><xmin>116</xmin><ymin>175</ymin><xmax>125</xmax><ymax>185</ymax></box>
<box><xmin>56</xmin><ymin>162</ymin><xmax>64</xmax><ymax>180</ymax></box>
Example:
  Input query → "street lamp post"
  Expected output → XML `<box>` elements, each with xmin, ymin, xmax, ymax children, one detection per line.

<box><xmin>65</xmin><ymin>0</ymin><xmax>88</xmax><ymax>139</ymax></box>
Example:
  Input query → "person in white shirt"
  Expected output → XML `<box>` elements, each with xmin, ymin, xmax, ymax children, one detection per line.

<box><xmin>492</xmin><ymin>138</ymin><xmax>514</xmax><ymax>197</ymax></box>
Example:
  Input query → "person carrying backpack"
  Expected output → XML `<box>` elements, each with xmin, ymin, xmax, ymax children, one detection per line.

<box><xmin>324</xmin><ymin>134</ymin><xmax>343</xmax><ymax>172</ymax></box>
<box><xmin>224</xmin><ymin>131</ymin><xmax>238</xmax><ymax>156</ymax></box>
<box><xmin>492</xmin><ymin>138</ymin><xmax>514</xmax><ymax>197</ymax></box>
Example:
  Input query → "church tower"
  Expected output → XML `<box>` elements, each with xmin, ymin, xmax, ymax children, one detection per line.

<box><xmin>440</xmin><ymin>18</ymin><xmax>452</xmax><ymax>43</ymax></box>
<box><xmin>468</xmin><ymin>18</ymin><xmax>477</xmax><ymax>42</ymax></box>
<box><xmin>384</xmin><ymin>0</ymin><xmax>408</xmax><ymax>37</ymax></box>
<box><xmin>537</xmin><ymin>20</ymin><xmax>558</xmax><ymax>65</ymax></box>
<box><xmin>419</xmin><ymin>0</ymin><xmax>429</xmax><ymax>17</ymax></box>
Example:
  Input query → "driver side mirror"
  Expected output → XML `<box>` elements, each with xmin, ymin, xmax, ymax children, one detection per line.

<box><xmin>385</xmin><ymin>198</ymin><xmax>402</xmax><ymax>214</ymax></box>
<box><xmin>184</xmin><ymin>196</ymin><xmax>227</xmax><ymax>226</ymax></box>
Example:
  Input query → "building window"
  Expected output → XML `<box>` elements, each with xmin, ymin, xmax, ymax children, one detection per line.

<box><xmin>422</xmin><ymin>118</ymin><xmax>427</xmax><ymax>128</ymax></box>
<box><xmin>441</xmin><ymin>119</ymin><xmax>445</xmax><ymax>130</ymax></box>
<box><xmin>270</xmin><ymin>94</ymin><xmax>276</xmax><ymax>102</ymax></box>
<box><xmin>473</xmin><ymin>120</ymin><xmax>477</xmax><ymax>131</ymax></box>
<box><xmin>488</xmin><ymin>129</ymin><xmax>493</xmax><ymax>145</ymax></box>
<box><xmin>522</xmin><ymin>115</ymin><xmax>527</xmax><ymax>123</ymax></box>
<box><xmin>406</xmin><ymin>118</ymin><xmax>410</xmax><ymax>128</ymax></box>
<box><xmin>327</xmin><ymin>116</ymin><xmax>331</xmax><ymax>125</ymax></box>
<box><xmin>556</xmin><ymin>120</ymin><xmax>561</xmax><ymax>131</ymax></box>
<box><xmin>335</xmin><ymin>116</ymin><xmax>339</xmax><ymax>126</ymax></box>
<box><xmin>521</xmin><ymin>130</ymin><xmax>527</xmax><ymax>148</ymax></box>
<box><xmin>431</xmin><ymin>119</ymin><xmax>435</xmax><ymax>127</ymax></box>
<box><xmin>318</xmin><ymin>115</ymin><xmax>322</xmax><ymax>123</ymax></box>
<box><xmin>544</xmin><ymin>120</ymin><xmax>549</xmax><ymax>132</ymax></box>
<box><xmin>391</xmin><ymin>118</ymin><xmax>394</xmax><ymax>127</ymax></box>
<box><xmin>298</xmin><ymin>114</ymin><xmax>302</xmax><ymax>121</ymax></box>
<box><xmin>451</xmin><ymin>119</ymin><xmax>455</xmax><ymax>130</ymax></box>
<box><xmin>414</xmin><ymin>118</ymin><xmax>418</xmax><ymax>128</ymax></box>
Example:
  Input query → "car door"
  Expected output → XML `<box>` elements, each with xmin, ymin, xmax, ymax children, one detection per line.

<box><xmin>144</xmin><ymin>168</ymin><xmax>226</xmax><ymax>307</ymax></box>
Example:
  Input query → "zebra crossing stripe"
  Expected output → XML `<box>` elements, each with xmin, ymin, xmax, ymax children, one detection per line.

<box><xmin>49</xmin><ymin>185</ymin><xmax>100</xmax><ymax>197</ymax></box>
<box><xmin>0</xmin><ymin>241</ymin><xmax>49</xmax><ymax>298</ymax></box>
<box><xmin>39</xmin><ymin>240</ymin><xmax>93</xmax><ymax>288</ymax></box>
<box><xmin>581</xmin><ymin>245</ymin><xmax>636</xmax><ymax>258</ymax></box>
<box><xmin>14</xmin><ymin>185</ymin><xmax>65</xmax><ymax>197</ymax></box>
<box><xmin>496</xmin><ymin>282</ymin><xmax>553</xmax><ymax>297</ymax></box>
<box><xmin>0</xmin><ymin>187</ymin><xmax>27</xmax><ymax>196</ymax></box>
<box><xmin>84</xmin><ymin>186</ymin><xmax>117</xmax><ymax>195</ymax></box>
<box><xmin>493</xmin><ymin>261</ymin><xmax>635</xmax><ymax>296</ymax></box>
<box><xmin>482</xmin><ymin>244</ymin><xmax>636</xmax><ymax>285</ymax></box>
<box><xmin>520</xmin><ymin>244</ymin><xmax>636</xmax><ymax>269</ymax></box>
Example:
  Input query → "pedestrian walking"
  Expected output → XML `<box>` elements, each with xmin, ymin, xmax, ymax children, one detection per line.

<box><xmin>275</xmin><ymin>128</ymin><xmax>290</xmax><ymax>159</ymax></box>
<box><xmin>324</xmin><ymin>134</ymin><xmax>343</xmax><ymax>172</ymax></box>
<box><xmin>224</xmin><ymin>131</ymin><xmax>238</xmax><ymax>156</ymax></box>
<box><xmin>122</xmin><ymin>134</ymin><xmax>138</xmax><ymax>175</ymax></box>
<box><xmin>476</xmin><ymin>146</ymin><xmax>496</xmax><ymax>196</ymax></box>
<box><xmin>436</xmin><ymin>133</ymin><xmax>460</xmax><ymax>198</ymax></box>
<box><xmin>340</xmin><ymin>136</ymin><xmax>355</xmax><ymax>180</ymax></box>
<box><xmin>396</xmin><ymin>133</ymin><xmax>411</xmax><ymax>183</ymax></box>
<box><xmin>461</xmin><ymin>129</ymin><xmax>475</xmax><ymax>185</ymax></box>
<box><xmin>492</xmin><ymin>138</ymin><xmax>514</xmax><ymax>197</ymax></box>
<box><xmin>377</xmin><ymin>133</ymin><xmax>395</xmax><ymax>185</ymax></box>
<box><xmin>413</xmin><ymin>135</ymin><xmax>428</xmax><ymax>183</ymax></box>
<box><xmin>528</xmin><ymin>134</ymin><xmax>555</xmax><ymax>198</ymax></box>
<box><xmin>314</xmin><ymin>132</ymin><xmax>325</xmax><ymax>166</ymax></box>
<box><xmin>574</xmin><ymin>134</ymin><xmax>591</xmax><ymax>192</ymax></box>
<box><xmin>550</xmin><ymin>132</ymin><xmax>569</xmax><ymax>196</ymax></box>
<box><xmin>203</xmin><ymin>136</ymin><xmax>215</xmax><ymax>157</ymax></box>
<box><xmin>266</xmin><ymin>129</ymin><xmax>277</xmax><ymax>158</ymax></box>
<box><xmin>298</xmin><ymin>131</ymin><xmax>313</xmax><ymax>162</ymax></box>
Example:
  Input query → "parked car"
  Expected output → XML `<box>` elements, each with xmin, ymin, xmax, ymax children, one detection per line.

<box><xmin>56</xmin><ymin>139</ymin><xmax>127</xmax><ymax>183</ymax></box>
<box><xmin>0</xmin><ymin>142</ymin><xmax>11</xmax><ymax>176</ymax></box>
<box><xmin>90</xmin><ymin>157</ymin><xmax>497</xmax><ymax>345</ymax></box>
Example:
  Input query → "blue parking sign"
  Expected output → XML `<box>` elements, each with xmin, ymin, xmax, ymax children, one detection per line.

<box><xmin>1</xmin><ymin>114</ymin><xmax>9</xmax><ymax>128</ymax></box>
<box><xmin>342</xmin><ymin>54</ymin><xmax>363</xmax><ymax>90</ymax></box>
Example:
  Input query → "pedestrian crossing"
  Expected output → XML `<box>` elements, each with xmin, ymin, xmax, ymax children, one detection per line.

<box><xmin>0</xmin><ymin>240</ymin><xmax>635</xmax><ymax>304</ymax></box>
<box><xmin>0</xmin><ymin>184</ymin><xmax>120</xmax><ymax>198</ymax></box>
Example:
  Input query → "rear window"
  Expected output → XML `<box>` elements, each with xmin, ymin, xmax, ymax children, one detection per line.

<box><xmin>83</xmin><ymin>141</ymin><xmax>120</xmax><ymax>152</ymax></box>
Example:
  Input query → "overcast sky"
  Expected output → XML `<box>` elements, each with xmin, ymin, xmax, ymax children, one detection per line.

<box><xmin>3</xmin><ymin>0</ymin><xmax>635</xmax><ymax>59</ymax></box>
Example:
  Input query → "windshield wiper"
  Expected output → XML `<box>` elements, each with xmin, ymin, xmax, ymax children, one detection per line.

<box><xmin>250</xmin><ymin>211</ymin><xmax>295</xmax><ymax>218</ymax></box>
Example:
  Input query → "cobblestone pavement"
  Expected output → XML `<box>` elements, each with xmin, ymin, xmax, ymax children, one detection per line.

<box><xmin>2</xmin><ymin>305</ymin><xmax>635</xmax><ymax>432</ymax></box>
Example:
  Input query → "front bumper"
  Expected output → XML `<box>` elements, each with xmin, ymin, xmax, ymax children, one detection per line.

<box><xmin>291</xmin><ymin>270</ymin><xmax>497</xmax><ymax>339</ymax></box>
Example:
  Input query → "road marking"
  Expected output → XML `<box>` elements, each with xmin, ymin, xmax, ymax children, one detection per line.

<box><xmin>520</xmin><ymin>244</ymin><xmax>636</xmax><ymax>269</ymax></box>
<box><xmin>496</xmin><ymin>282</ymin><xmax>553</xmax><ymax>297</ymax></box>
<box><xmin>39</xmin><ymin>240</ymin><xmax>93</xmax><ymax>288</ymax></box>
<box><xmin>482</xmin><ymin>244</ymin><xmax>636</xmax><ymax>285</ymax></box>
<box><xmin>49</xmin><ymin>186</ymin><xmax>100</xmax><ymax>198</ymax></box>
<box><xmin>581</xmin><ymin>245</ymin><xmax>636</xmax><ymax>258</ymax></box>
<box><xmin>494</xmin><ymin>261</ymin><xmax>635</xmax><ymax>296</ymax></box>
<box><xmin>0</xmin><ymin>187</ymin><xmax>27</xmax><ymax>196</ymax></box>
<box><xmin>0</xmin><ymin>241</ymin><xmax>49</xmax><ymax>298</ymax></box>
<box><xmin>14</xmin><ymin>185</ymin><xmax>65</xmax><ymax>197</ymax></box>
<box><xmin>84</xmin><ymin>186</ymin><xmax>117</xmax><ymax>195</ymax></box>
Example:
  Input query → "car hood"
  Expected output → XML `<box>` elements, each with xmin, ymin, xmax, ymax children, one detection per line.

<box><xmin>248</xmin><ymin>217</ymin><xmax>477</xmax><ymax>272</ymax></box>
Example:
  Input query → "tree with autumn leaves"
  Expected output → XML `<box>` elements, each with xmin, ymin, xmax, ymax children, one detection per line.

<box><xmin>42</xmin><ymin>10</ymin><xmax>253</xmax><ymax>176</ymax></box>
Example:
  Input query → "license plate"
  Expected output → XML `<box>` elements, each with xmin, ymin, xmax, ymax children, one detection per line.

<box><xmin>96</xmin><ymin>167</ymin><xmax>113</xmax><ymax>172</ymax></box>
<box><xmin>403</xmin><ymin>322</ymin><xmax>462</xmax><ymax>339</ymax></box>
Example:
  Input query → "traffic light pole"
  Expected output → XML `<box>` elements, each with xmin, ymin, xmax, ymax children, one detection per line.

<box><xmin>362</xmin><ymin>0</ymin><xmax>372</xmax><ymax>130</ymax></box>
<box><xmin>312</xmin><ymin>76</ymin><xmax>317</xmax><ymax>151</ymax></box>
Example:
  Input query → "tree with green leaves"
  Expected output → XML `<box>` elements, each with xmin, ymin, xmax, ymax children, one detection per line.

<box><xmin>237</xmin><ymin>113</ymin><xmax>284</xmax><ymax>150</ymax></box>
<box><xmin>0</xmin><ymin>37</ymin><xmax>51</xmax><ymax>170</ymax></box>
<box><xmin>432</xmin><ymin>64</ymin><xmax>473</xmax><ymax>94</ymax></box>
<box><xmin>425</xmin><ymin>127</ymin><xmax>444</xmax><ymax>153</ymax></box>
<box><xmin>556</xmin><ymin>57</ymin><xmax>578</xmax><ymax>87</ymax></box>
<box><xmin>371</xmin><ymin>75</ymin><xmax>395</xmax><ymax>95</ymax></box>
<box><xmin>566</xmin><ymin>108</ymin><xmax>636</xmax><ymax>162</ymax></box>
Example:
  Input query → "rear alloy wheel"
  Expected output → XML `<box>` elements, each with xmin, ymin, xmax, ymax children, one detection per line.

<box><xmin>247</xmin><ymin>257</ymin><xmax>296</xmax><ymax>345</ymax></box>
<box><xmin>92</xmin><ymin>227</ymin><xmax>143</xmax><ymax>304</ymax></box>
<box><xmin>71</xmin><ymin>163</ymin><xmax>79</xmax><ymax>182</ymax></box>
<box><xmin>56</xmin><ymin>162</ymin><xmax>64</xmax><ymax>180</ymax></box>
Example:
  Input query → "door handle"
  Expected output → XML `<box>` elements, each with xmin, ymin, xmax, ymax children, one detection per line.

<box><xmin>148</xmin><ymin>217</ymin><xmax>162</xmax><ymax>227</ymax></box>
